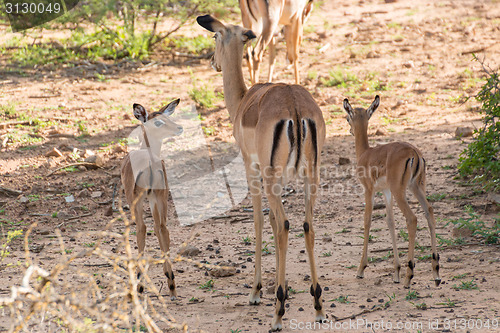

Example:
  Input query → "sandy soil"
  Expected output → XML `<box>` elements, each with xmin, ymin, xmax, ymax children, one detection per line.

<box><xmin>1</xmin><ymin>0</ymin><xmax>500</xmax><ymax>332</ymax></box>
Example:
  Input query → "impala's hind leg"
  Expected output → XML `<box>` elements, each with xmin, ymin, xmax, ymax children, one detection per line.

<box><xmin>303</xmin><ymin>167</ymin><xmax>325</xmax><ymax>323</ymax></box>
<box><xmin>392</xmin><ymin>188</ymin><xmax>418</xmax><ymax>288</ymax></box>
<box><xmin>411</xmin><ymin>182</ymin><xmax>441</xmax><ymax>286</ymax></box>
<box><xmin>151</xmin><ymin>194</ymin><xmax>176</xmax><ymax>300</ymax></box>
<box><xmin>263</xmin><ymin>176</ymin><xmax>288</xmax><ymax>331</ymax></box>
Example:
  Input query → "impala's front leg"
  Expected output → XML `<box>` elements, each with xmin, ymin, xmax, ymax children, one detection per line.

<box><xmin>246</xmin><ymin>161</ymin><xmax>264</xmax><ymax>305</ymax></box>
<box><xmin>151</xmin><ymin>195</ymin><xmax>177</xmax><ymax>300</ymax></box>
<box><xmin>131</xmin><ymin>195</ymin><xmax>147</xmax><ymax>293</ymax></box>
<box><xmin>357</xmin><ymin>189</ymin><xmax>374</xmax><ymax>279</ymax></box>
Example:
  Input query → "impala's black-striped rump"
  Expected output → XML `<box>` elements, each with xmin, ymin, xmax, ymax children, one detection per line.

<box><xmin>402</xmin><ymin>153</ymin><xmax>424</xmax><ymax>184</ymax></box>
<box><xmin>270</xmin><ymin>117</ymin><xmax>319</xmax><ymax>170</ymax></box>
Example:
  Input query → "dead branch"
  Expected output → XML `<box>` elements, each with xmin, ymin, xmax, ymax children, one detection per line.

<box><xmin>46</xmin><ymin>162</ymin><xmax>101</xmax><ymax>176</ymax></box>
<box><xmin>331</xmin><ymin>304</ymin><xmax>387</xmax><ymax>321</ymax></box>
<box><xmin>0</xmin><ymin>186</ymin><xmax>22</xmax><ymax>196</ymax></box>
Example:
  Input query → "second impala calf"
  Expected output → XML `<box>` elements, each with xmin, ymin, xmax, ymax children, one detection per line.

<box><xmin>121</xmin><ymin>99</ymin><xmax>183</xmax><ymax>300</ymax></box>
<box><xmin>343</xmin><ymin>95</ymin><xmax>441</xmax><ymax>288</ymax></box>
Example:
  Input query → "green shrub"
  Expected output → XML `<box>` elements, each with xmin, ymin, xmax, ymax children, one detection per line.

<box><xmin>458</xmin><ymin>58</ymin><xmax>500</xmax><ymax>190</ymax></box>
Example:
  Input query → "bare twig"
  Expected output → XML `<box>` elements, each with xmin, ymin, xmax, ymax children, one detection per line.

<box><xmin>46</xmin><ymin>162</ymin><xmax>101</xmax><ymax>176</ymax></box>
<box><xmin>0</xmin><ymin>186</ymin><xmax>22</xmax><ymax>196</ymax></box>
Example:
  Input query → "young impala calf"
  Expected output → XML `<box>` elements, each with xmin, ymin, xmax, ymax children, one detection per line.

<box><xmin>121</xmin><ymin>99</ymin><xmax>183</xmax><ymax>300</ymax></box>
<box><xmin>197</xmin><ymin>15</ymin><xmax>326</xmax><ymax>331</ymax></box>
<box><xmin>343</xmin><ymin>96</ymin><xmax>441</xmax><ymax>288</ymax></box>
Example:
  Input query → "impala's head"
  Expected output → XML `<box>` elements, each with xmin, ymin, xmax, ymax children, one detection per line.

<box><xmin>343</xmin><ymin>95</ymin><xmax>380</xmax><ymax>136</ymax></box>
<box><xmin>196</xmin><ymin>15</ymin><xmax>256</xmax><ymax>72</ymax></box>
<box><xmin>133</xmin><ymin>98</ymin><xmax>183</xmax><ymax>141</ymax></box>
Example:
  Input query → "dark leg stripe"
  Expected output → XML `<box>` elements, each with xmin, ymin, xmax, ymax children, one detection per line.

<box><xmin>284</xmin><ymin>220</ymin><xmax>290</xmax><ymax>231</ymax></box>
<box><xmin>408</xmin><ymin>260</ymin><xmax>414</xmax><ymax>270</ymax></box>
<box><xmin>277</xmin><ymin>285</ymin><xmax>285</xmax><ymax>316</ymax></box>
<box><xmin>277</xmin><ymin>286</ymin><xmax>285</xmax><ymax>302</ymax></box>
<box><xmin>303</xmin><ymin>222</ymin><xmax>309</xmax><ymax>233</ymax></box>
<box><xmin>313</xmin><ymin>284</ymin><xmax>322</xmax><ymax>311</ymax></box>
<box><xmin>307</xmin><ymin>119</ymin><xmax>318</xmax><ymax>167</ymax></box>
<box><xmin>256</xmin><ymin>282</ymin><xmax>262</xmax><ymax>290</ymax></box>
<box><xmin>270</xmin><ymin>120</ymin><xmax>286</xmax><ymax>167</ymax></box>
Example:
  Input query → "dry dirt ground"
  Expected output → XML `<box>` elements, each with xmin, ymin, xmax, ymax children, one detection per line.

<box><xmin>1</xmin><ymin>0</ymin><xmax>500</xmax><ymax>332</ymax></box>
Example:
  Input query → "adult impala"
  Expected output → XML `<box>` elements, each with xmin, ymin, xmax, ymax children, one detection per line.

<box><xmin>121</xmin><ymin>99</ymin><xmax>183</xmax><ymax>300</ymax></box>
<box><xmin>240</xmin><ymin>0</ymin><xmax>313</xmax><ymax>84</ymax></box>
<box><xmin>197</xmin><ymin>15</ymin><xmax>326</xmax><ymax>331</ymax></box>
<box><xmin>343</xmin><ymin>96</ymin><xmax>441</xmax><ymax>288</ymax></box>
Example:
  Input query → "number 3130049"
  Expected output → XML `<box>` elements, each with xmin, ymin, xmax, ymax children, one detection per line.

<box><xmin>6</xmin><ymin>2</ymin><xmax>61</xmax><ymax>14</ymax></box>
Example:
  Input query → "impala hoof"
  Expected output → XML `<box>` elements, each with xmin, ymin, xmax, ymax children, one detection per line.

<box><xmin>249</xmin><ymin>293</ymin><xmax>261</xmax><ymax>305</ymax></box>
<box><xmin>138</xmin><ymin>285</ymin><xmax>144</xmax><ymax>293</ymax></box>
<box><xmin>271</xmin><ymin>317</ymin><xmax>283</xmax><ymax>331</ymax></box>
<box><xmin>435</xmin><ymin>279</ymin><xmax>442</xmax><ymax>287</ymax></box>
<box><xmin>315</xmin><ymin>310</ymin><xmax>326</xmax><ymax>323</ymax></box>
<box><xmin>356</xmin><ymin>275</ymin><xmax>364</xmax><ymax>279</ymax></box>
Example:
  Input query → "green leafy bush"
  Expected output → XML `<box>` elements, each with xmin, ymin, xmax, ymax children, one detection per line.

<box><xmin>458</xmin><ymin>58</ymin><xmax>500</xmax><ymax>190</ymax></box>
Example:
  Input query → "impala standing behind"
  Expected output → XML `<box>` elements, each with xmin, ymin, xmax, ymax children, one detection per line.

<box><xmin>240</xmin><ymin>0</ymin><xmax>313</xmax><ymax>84</ymax></box>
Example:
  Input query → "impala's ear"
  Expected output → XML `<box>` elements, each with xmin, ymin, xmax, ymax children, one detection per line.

<box><xmin>158</xmin><ymin>98</ymin><xmax>180</xmax><ymax>116</ymax></box>
<box><xmin>242</xmin><ymin>29</ymin><xmax>256</xmax><ymax>43</ymax></box>
<box><xmin>197</xmin><ymin>15</ymin><xmax>226</xmax><ymax>33</ymax></box>
<box><xmin>367</xmin><ymin>95</ymin><xmax>380</xmax><ymax>119</ymax></box>
<box><xmin>343</xmin><ymin>98</ymin><xmax>354</xmax><ymax>119</ymax></box>
<box><xmin>133</xmin><ymin>103</ymin><xmax>148</xmax><ymax>123</ymax></box>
